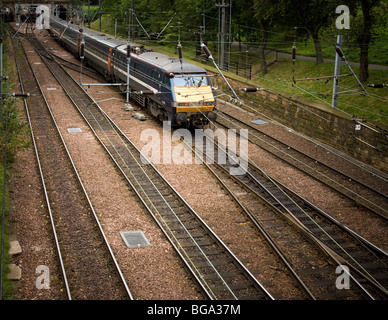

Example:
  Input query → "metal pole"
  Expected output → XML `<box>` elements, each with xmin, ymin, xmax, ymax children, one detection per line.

<box><xmin>98</xmin><ymin>0</ymin><xmax>101</xmax><ymax>32</ymax></box>
<box><xmin>131</xmin><ymin>0</ymin><xmax>135</xmax><ymax>42</ymax></box>
<box><xmin>333</xmin><ymin>38</ymin><xmax>368</xmax><ymax>97</ymax></box>
<box><xmin>201</xmin><ymin>42</ymin><xmax>239</xmax><ymax>100</ymax></box>
<box><xmin>156</xmin><ymin>13</ymin><xmax>175</xmax><ymax>39</ymax></box>
<box><xmin>80</xmin><ymin>30</ymin><xmax>85</xmax><ymax>85</ymax></box>
<box><xmin>16</xmin><ymin>3</ymin><xmax>20</xmax><ymax>26</ymax></box>
<box><xmin>126</xmin><ymin>11</ymin><xmax>131</xmax><ymax>107</ymax></box>
<box><xmin>228</xmin><ymin>0</ymin><xmax>232</xmax><ymax>72</ymax></box>
<box><xmin>220</xmin><ymin>1</ymin><xmax>226</xmax><ymax>70</ymax></box>
<box><xmin>332</xmin><ymin>34</ymin><xmax>342</xmax><ymax>108</ymax></box>
<box><xmin>114</xmin><ymin>13</ymin><xmax>117</xmax><ymax>38</ymax></box>
<box><xmin>216</xmin><ymin>0</ymin><xmax>230</xmax><ymax>71</ymax></box>
<box><xmin>82</xmin><ymin>0</ymin><xmax>85</xmax><ymax>26</ymax></box>
<box><xmin>126</xmin><ymin>54</ymin><xmax>130</xmax><ymax>106</ymax></box>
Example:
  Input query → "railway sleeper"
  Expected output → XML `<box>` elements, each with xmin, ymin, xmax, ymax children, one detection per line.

<box><xmin>193</xmin><ymin>259</ymin><xmax>233</xmax><ymax>268</ymax></box>
<box><xmin>143</xmin><ymin>189</ymin><xmax>172</xmax><ymax>197</ymax></box>
<box><xmin>202</xmin><ymin>271</ymin><xmax>239</xmax><ymax>280</ymax></box>
<box><xmin>319</xmin><ymin>290</ymin><xmax>355</xmax><ymax>299</ymax></box>
<box><xmin>168</xmin><ymin>224</ymin><xmax>201</xmax><ymax>231</ymax></box>
<box><xmin>154</xmin><ymin>203</ymin><xmax>187</xmax><ymax>211</ymax></box>
<box><xmin>162</xmin><ymin>216</ymin><xmax>195</xmax><ymax>223</ymax></box>
<box><xmin>179</xmin><ymin>240</ymin><xmax>216</xmax><ymax>247</ymax></box>
<box><xmin>173</xmin><ymin>232</ymin><xmax>204</xmax><ymax>239</ymax></box>
<box><xmin>186</xmin><ymin>250</ymin><xmax>223</xmax><ymax>258</ymax></box>
<box><xmin>211</xmin><ymin>283</ymin><xmax>256</xmax><ymax>292</ymax></box>
<box><xmin>155</xmin><ymin>208</ymin><xmax>188</xmax><ymax>216</ymax></box>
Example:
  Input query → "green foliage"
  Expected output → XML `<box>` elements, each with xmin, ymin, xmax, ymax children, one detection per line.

<box><xmin>0</xmin><ymin>100</ymin><xmax>30</xmax><ymax>165</ymax></box>
<box><xmin>80</xmin><ymin>0</ymin><xmax>388</xmax><ymax>66</ymax></box>
<box><xmin>0</xmin><ymin>35</ymin><xmax>30</xmax><ymax>165</ymax></box>
<box><xmin>0</xmin><ymin>164</ymin><xmax>13</xmax><ymax>300</ymax></box>
<box><xmin>82</xmin><ymin>0</ymin><xmax>387</xmax><ymax>125</ymax></box>
<box><xmin>252</xmin><ymin>57</ymin><xmax>388</xmax><ymax>126</ymax></box>
<box><xmin>0</xmin><ymin>29</ymin><xmax>31</xmax><ymax>300</ymax></box>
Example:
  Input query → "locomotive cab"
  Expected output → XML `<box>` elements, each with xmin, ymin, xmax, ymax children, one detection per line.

<box><xmin>171</xmin><ymin>73</ymin><xmax>217</xmax><ymax>126</ymax></box>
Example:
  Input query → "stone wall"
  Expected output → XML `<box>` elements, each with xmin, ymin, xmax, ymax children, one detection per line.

<box><xmin>214</xmin><ymin>78</ymin><xmax>388</xmax><ymax>173</ymax></box>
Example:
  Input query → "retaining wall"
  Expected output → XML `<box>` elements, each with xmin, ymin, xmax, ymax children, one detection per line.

<box><xmin>215</xmin><ymin>78</ymin><xmax>388</xmax><ymax>173</ymax></box>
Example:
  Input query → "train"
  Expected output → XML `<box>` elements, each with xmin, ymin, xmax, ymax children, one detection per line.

<box><xmin>49</xmin><ymin>14</ymin><xmax>217</xmax><ymax>127</ymax></box>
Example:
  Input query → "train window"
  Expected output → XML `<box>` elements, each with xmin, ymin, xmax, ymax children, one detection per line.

<box><xmin>162</xmin><ymin>74</ymin><xmax>168</xmax><ymax>85</ymax></box>
<box><xmin>173</xmin><ymin>76</ymin><xmax>191</xmax><ymax>87</ymax></box>
<box><xmin>173</xmin><ymin>75</ymin><xmax>209</xmax><ymax>87</ymax></box>
<box><xmin>192</xmin><ymin>75</ymin><xmax>209</xmax><ymax>87</ymax></box>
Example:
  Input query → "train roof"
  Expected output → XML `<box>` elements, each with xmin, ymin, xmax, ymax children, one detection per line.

<box><xmin>51</xmin><ymin>15</ymin><xmax>207</xmax><ymax>74</ymax></box>
<box><xmin>51</xmin><ymin>15</ymin><xmax>124</xmax><ymax>47</ymax></box>
<box><xmin>130</xmin><ymin>51</ymin><xmax>207</xmax><ymax>74</ymax></box>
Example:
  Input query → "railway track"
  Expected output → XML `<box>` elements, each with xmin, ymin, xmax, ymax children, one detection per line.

<box><xmin>10</xmin><ymin>27</ymin><xmax>133</xmax><ymax>300</ymax></box>
<box><xmin>14</xmin><ymin>26</ymin><xmax>387</xmax><ymax>300</ymax></box>
<box><xmin>42</xmin><ymin>48</ymin><xmax>102</xmax><ymax>79</ymax></box>
<box><xmin>191</xmin><ymin>131</ymin><xmax>388</xmax><ymax>298</ymax></box>
<box><xmin>215</xmin><ymin>106</ymin><xmax>388</xmax><ymax>221</ymax></box>
<box><xmin>23</xmin><ymin>30</ymin><xmax>274</xmax><ymax>300</ymax></box>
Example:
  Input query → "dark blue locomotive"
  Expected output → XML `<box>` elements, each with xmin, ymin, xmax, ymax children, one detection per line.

<box><xmin>49</xmin><ymin>15</ymin><xmax>217</xmax><ymax>127</ymax></box>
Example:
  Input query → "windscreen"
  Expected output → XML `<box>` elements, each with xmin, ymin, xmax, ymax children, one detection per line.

<box><xmin>173</xmin><ymin>74</ymin><xmax>209</xmax><ymax>87</ymax></box>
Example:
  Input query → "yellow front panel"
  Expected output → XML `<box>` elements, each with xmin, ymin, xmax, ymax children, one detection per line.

<box><xmin>174</xmin><ymin>86</ymin><xmax>215</xmax><ymax>104</ymax></box>
<box><xmin>176</xmin><ymin>106</ymin><xmax>214</xmax><ymax>113</ymax></box>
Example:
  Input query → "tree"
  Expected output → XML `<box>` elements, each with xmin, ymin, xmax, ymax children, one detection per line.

<box><xmin>284</xmin><ymin>0</ymin><xmax>337</xmax><ymax>64</ymax></box>
<box><xmin>339</xmin><ymin>0</ymin><xmax>385</xmax><ymax>81</ymax></box>
<box><xmin>358</xmin><ymin>0</ymin><xmax>381</xmax><ymax>82</ymax></box>
<box><xmin>253</xmin><ymin>0</ymin><xmax>286</xmax><ymax>74</ymax></box>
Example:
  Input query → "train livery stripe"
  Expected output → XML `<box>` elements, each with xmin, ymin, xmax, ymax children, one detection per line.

<box><xmin>108</xmin><ymin>48</ymin><xmax>112</xmax><ymax>73</ymax></box>
<box><xmin>176</xmin><ymin>106</ymin><xmax>213</xmax><ymax>113</ymax></box>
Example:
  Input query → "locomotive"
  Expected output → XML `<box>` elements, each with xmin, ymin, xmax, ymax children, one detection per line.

<box><xmin>49</xmin><ymin>15</ymin><xmax>217</xmax><ymax>127</ymax></box>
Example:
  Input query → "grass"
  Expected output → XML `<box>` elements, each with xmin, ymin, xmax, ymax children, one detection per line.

<box><xmin>0</xmin><ymin>163</ymin><xmax>13</xmax><ymax>300</ymax></box>
<box><xmin>265</xmin><ymin>34</ymin><xmax>388</xmax><ymax>66</ymax></box>
<box><xmin>251</xmin><ymin>57</ymin><xmax>388</xmax><ymax>126</ymax></box>
<box><xmin>0</xmin><ymin>32</ymin><xmax>31</xmax><ymax>300</ymax></box>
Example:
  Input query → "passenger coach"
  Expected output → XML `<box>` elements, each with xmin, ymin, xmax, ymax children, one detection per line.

<box><xmin>49</xmin><ymin>15</ymin><xmax>217</xmax><ymax>127</ymax></box>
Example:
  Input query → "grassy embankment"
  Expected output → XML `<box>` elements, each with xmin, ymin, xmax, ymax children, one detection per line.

<box><xmin>0</xmin><ymin>32</ymin><xmax>30</xmax><ymax>300</ymax></box>
<box><xmin>91</xmin><ymin>14</ymin><xmax>388</xmax><ymax>127</ymax></box>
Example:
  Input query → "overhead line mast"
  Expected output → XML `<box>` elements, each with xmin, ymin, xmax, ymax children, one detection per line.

<box><xmin>216</xmin><ymin>0</ymin><xmax>231</xmax><ymax>71</ymax></box>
